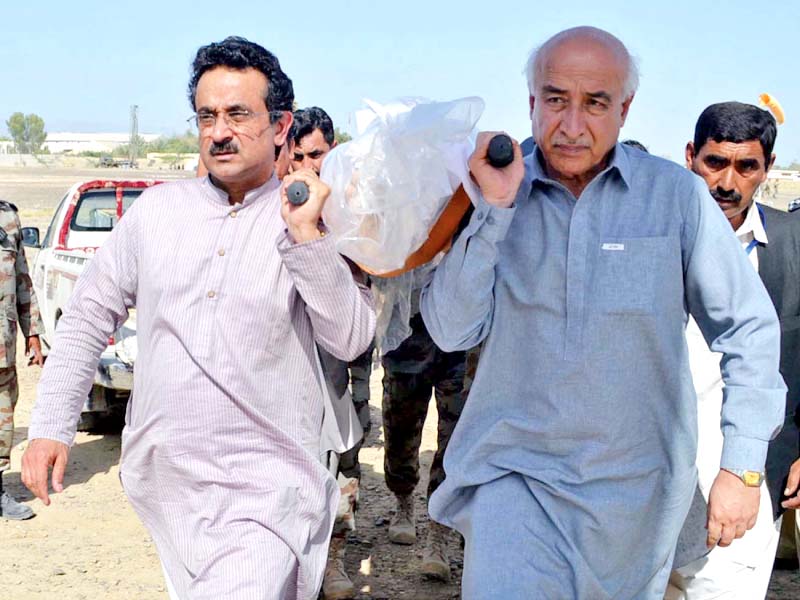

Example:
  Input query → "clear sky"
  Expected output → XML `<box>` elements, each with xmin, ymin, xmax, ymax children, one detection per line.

<box><xmin>2</xmin><ymin>0</ymin><xmax>798</xmax><ymax>164</ymax></box>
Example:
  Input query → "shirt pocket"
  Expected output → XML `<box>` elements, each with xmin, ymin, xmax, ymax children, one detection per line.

<box><xmin>593</xmin><ymin>236</ymin><xmax>672</xmax><ymax>316</ymax></box>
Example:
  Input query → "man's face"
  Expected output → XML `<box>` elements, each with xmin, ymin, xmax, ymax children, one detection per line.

<box><xmin>194</xmin><ymin>66</ymin><xmax>290</xmax><ymax>189</ymax></box>
<box><xmin>291</xmin><ymin>128</ymin><xmax>335</xmax><ymax>174</ymax></box>
<box><xmin>686</xmin><ymin>139</ymin><xmax>774</xmax><ymax>228</ymax></box>
<box><xmin>530</xmin><ymin>38</ymin><xmax>632</xmax><ymax>195</ymax></box>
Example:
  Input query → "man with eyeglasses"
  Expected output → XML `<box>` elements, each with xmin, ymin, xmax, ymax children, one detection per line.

<box><xmin>21</xmin><ymin>36</ymin><xmax>375</xmax><ymax>600</ymax></box>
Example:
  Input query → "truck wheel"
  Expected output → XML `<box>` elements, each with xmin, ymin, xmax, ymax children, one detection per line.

<box><xmin>77</xmin><ymin>388</ymin><xmax>128</xmax><ymax>433</ymax></box>
<box><xmin>77</xmin><ymin>412</ymin><xmax>103</xmax><ymax>432</ymax></box>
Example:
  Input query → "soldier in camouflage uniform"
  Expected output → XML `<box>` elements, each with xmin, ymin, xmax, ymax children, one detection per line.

<box><xmin>381</xmin><ymin>287</ymin><xmax>467</xmax><ymax>582</ymax></box>
<box><xmin>0</xmin><ymin>200</ymin><xmax>45</xmax><ymax>520</ymax></box>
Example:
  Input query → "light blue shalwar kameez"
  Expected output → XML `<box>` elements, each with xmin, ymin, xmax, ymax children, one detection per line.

<box><xmin>420</xmin><ymin>144</ymin><xmax>786</xmax><ymax>599</ymax></box>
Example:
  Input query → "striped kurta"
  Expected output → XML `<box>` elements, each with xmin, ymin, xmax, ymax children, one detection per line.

<box><xmin>28</xmin><ymin>176</ymin><xmax>376</xmax><ymax>599</ymax></box>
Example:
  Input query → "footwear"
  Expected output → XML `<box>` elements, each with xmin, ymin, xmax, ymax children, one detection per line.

<box><xmin>0</xmin><ymin>491</ymin><xmax>34</xmax><ymax>520</ymax></box>
<box><xmin>322</xmin><ymin>537</ymin><xmax>355</xmax><ymax>600</ymax></box>
<box><xmin>388</xmin><ymin>493</ymin><xmax>416</xmax><ymax>545</ymax></box>
<box><xmin>421</xmin><ymin>521</ymin><xmax>451</xmax><ymax>581</ymax></box>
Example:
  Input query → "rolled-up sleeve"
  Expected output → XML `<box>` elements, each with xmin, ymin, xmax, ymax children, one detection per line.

<box><xmin>683</xmin><ymin>176</ymin><xmax>786</xmax><ymax>471</ymax></box>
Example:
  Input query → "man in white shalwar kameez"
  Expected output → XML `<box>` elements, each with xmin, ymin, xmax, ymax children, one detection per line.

<box><xmin>21</xmin><ymin>36</ymin><xmax>375</xmax><ymax>600</ymax></box>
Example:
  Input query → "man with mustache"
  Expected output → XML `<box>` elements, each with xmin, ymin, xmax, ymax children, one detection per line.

<box><xmin>666</xmin><ymin>101</ymin><xmax>800</xmax><ymax>599</ymax></box>
<box><xmin>22</xmin><ymin>36</ymin><xmax>375</xmax><ymax>599</ymax></box>
<box><xmin>420</xmin><ymin>27</ymin><xmax>785</xmax><ymax>597</ymax></box>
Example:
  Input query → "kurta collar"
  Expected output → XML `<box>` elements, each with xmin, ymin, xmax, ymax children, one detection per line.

<box><xmin>201</xmin><ymin>174</ymin><xmax>281</xmax><ymax>207</ymax></box>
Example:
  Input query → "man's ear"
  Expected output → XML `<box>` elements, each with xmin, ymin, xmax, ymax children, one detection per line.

<box><xmin>767</xmin><ymin>152</ymin><xmax>776</xmax><ymax>172</ymax></box>
<box><xmin>620</xmin><ymin>94</ymin><xmax>635</xmax><ymax>125</ymax></box>
<box><xmin>529</xmin><ymin>94</ymin><xmax>535</xmax><ymax>118</ymax></box>
<box><xmin>272</xmin><ymin>111</ymin><xmax>293</xmax><ymax>146</ymax></box>
<box><xmin>685</xmin><ymin>142</ymin><xmax>696</xmax><ymax>169</ymax></box>
<box><xmin>759</xmin><ymin>152</ymin><xmax>777</xmax><ymax>185</ymax></box>
<box><xmin>331</xmin><ymin>140</ymin><xmax>338</xmax><ymax>149</ymax></box>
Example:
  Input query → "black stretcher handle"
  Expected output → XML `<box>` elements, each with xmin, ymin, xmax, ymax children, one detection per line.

<box><xmin>287</xmin><ymin>181</ymin><xmax>310</xmax><ymax>206</ymax></box>
<box><xmin>486</xmin><ymin>134</ymin><xmax>514</xmax><ymax>168</ymax></box>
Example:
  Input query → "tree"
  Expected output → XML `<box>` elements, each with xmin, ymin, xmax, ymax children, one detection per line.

<box><xmin>334</xmin><ymin>127</ymin><xmax>352</xmax><ymax>145</ymax></box>
<box><xmin>5</xmin><ymin>112</ymin><xmax>47</xmax><ymax>154</ymax></box>
<box><xmin>146</xmin><ymin>131</ymin><xmax>199</xmax><ymax>154</ymax></box>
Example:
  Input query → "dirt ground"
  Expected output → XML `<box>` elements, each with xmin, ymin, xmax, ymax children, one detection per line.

<box><xmin>1</xmin><ymin>165</ymin><xmax>798</xmax><ymax>599</ymax></box>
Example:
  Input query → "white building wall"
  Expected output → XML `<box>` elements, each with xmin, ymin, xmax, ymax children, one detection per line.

<box><xmin>43</xmin><ymin>132</ymin><xmax>161</xmax><ymax>153</ymax></box>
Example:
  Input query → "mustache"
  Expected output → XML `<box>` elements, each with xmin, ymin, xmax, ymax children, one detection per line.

<box><xmin>551</xmin><ymin>137</ymin><xmax>590</xmax><ymax>148</ymax></box>
<box><xmin>209</xmin><ymin>141</ymin><xmax>239</xmax><ymax>155</ymax></box>
<box><xmin>709</xmin><ymin>187</ymin><xmax>742</xmax><ymax>204</ymax></box>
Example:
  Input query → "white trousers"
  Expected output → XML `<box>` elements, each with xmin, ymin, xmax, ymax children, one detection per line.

<box><xmin>665</xmin><ymin>510</ymin><xmax>780</xmax><ymax>600</ymax></box>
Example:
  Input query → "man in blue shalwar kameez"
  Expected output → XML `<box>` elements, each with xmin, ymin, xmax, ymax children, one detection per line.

<box><xmin>420</xmin><ymin>27</ymin><xmax>786</xmax><ymax>599</ymax></box>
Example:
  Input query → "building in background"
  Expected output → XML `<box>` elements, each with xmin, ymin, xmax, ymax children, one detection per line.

<box><xmin>43</xmin><ymin>132</ymin><xmax>161</xmax><ymax>154</ymax></box>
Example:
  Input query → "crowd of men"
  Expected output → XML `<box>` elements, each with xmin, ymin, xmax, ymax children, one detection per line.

<box><xmin>1</xmin><ymin>26</ymin><xmax>797</xmax><ymax>600</ymax></box>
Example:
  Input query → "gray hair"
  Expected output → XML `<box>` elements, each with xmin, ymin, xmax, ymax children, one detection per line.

<box><xmin>524</xmin><ymin>27</ymin><xmax>640</xmax><ymax>101</ymax></box>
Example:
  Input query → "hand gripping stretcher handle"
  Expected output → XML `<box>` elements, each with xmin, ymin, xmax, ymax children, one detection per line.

<box><xmin>287</xmin><ymin>181</ymin><xmax>310</xmax><ymax>206</ymax></box>
<box><xmin>486</xmin><ymin>133</ymin><xmax>514</xmax><ymax>168</ymax></box>
<box><xmin>287</xmin><ymin>134</ymin><xmax>515</xmax><ymax>207</ymax></box>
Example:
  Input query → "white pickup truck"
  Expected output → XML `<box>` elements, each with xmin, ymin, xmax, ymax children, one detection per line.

<box><xmin>22</xmin><ymin>179</ymin><xmax>161</xmax><ymax>430</ymax></box>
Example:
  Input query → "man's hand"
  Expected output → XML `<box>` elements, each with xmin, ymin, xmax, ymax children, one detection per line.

<box><xmin>25</xmin><ymin>335</ymin><xmax>44</xmax><ymax>367</ymax></box>
<box><xmin>21</xmin><ymin>438</ymin><xmax>70</xmax><ymax>506</ymax></box>
<box><xmin>706</xmin><ymin>469</ymin><xmax>760</xmax><ymax>548</ymax></box>
<box><xmin>468</xmin><ymin>131</ymin><xmax>525</xmax><ymax>208</ymax></box>
<box><xmin>781</xmin><ymin>457</ymin><xmax>800</xmax><ymax>510</ymax></box>
<box><xmin>280</xmin><ymin>169</ymin><xmax>330</xmax><ymax>243</ymax></box>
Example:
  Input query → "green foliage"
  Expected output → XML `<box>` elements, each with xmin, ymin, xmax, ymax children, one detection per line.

<box><xmin>109</xmin><ymin>131</ymin><xmax>199</xmax><ymax>158</ymax></box>
<box><xmin>5</xmin><ymin>112</ymin><xmax>47</xmax><ymax>154</ymax></box>
<box><xmin>334</xmin><ymin>127</ymin><xmax>352</xmax><ymax>144</ymax></box>
<box><xmin>145</xmin><ymin>131</ymin><xmax>199</xmax><ymax>154</ymax></box>
<box><xmin>111</xmin><ymin>144</ymin><xmax>139</xmax><ymax>158</ymax></box>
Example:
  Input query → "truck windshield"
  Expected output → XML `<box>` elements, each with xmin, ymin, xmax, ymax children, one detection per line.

<box><xmin>71</xmin><ymin>189</ymin><xmax>143</xmax><ymax>231</ymax></box>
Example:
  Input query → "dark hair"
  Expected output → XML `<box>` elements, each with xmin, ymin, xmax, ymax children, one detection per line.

<box><xmin>693</xmin><ymin>102</ymin><xmax>776</xmax><ymax>165</ymax></box>
<box><xmin>622</xmin><ymin>139</ymin><xmax>648</xmax><ymax>153</ymax></box>
<box><xmin>290</xmin><ymin>107</ymin><xmax>335</xmax><ymax>146</ymax></box>
<box><xmin>187</xmin><ymin>36</ymin><xmax>294</xmax><ymax>123</ymax></box>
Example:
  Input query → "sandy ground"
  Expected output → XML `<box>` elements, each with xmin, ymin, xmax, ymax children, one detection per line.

<box><xmin>1</xmin><ymin>165</ymin><xmax>798</xmax><ymax>599</ymax></box>
<box><xmin>3</xmin><ymin>352</ymin><xmax>460</xmax><ymax>600</ymax></box>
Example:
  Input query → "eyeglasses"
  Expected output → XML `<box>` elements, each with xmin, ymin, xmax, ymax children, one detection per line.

<box><xmin>187</xmin><ymin>109</ymin><xmax>270</xmax><ymax>131</ymax></box>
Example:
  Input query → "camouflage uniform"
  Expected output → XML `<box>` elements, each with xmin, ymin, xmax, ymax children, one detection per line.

<box><xmin>337</xmin><ymin>343</ymin><xmax>374</xmax><ymax>479</ymax></box>
<box><xmin>462</xmin><ymin>342</ymin><xmax>482</xmax><ymax>398</ymax></box>
<box><xmin>382</xmin><ymin>309</ymin><xmax>467</xmax><ymax>500</ymax></box>
<box><xmin>0</xmin><ymin>201</ymin><xmax>44</xmax><ymax>474</ymax></box>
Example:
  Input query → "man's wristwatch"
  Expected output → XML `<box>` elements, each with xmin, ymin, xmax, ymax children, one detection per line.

<box><xmin>722</xmin><ymin>468</ymin><xmax>765</xmax><ymax>487</ymax></box>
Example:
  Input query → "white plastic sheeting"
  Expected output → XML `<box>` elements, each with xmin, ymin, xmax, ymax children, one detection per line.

<box><xmin>320</xmin><ymin>97</ymin><xmax>485</xmax><ymax>354</ymax></box>
<box><xmin>320</xmin><ymin>96</ymin><xmax>484</xmax><ymax>274</ymax></box>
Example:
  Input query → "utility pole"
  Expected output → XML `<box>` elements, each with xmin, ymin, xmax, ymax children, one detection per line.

<box><xmin>129</xmin><ymin>104</ymin><xmax>139</xmax><ymax>167</ymax></box>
